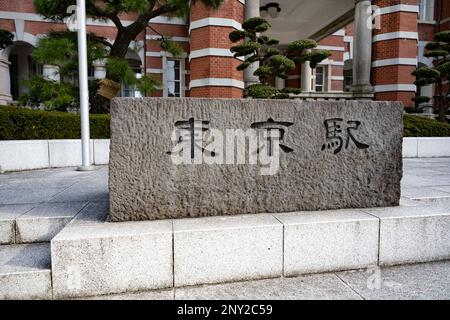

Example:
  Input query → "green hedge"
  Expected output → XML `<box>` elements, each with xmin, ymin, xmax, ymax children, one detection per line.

<box><xmin>0</xmin><ymin>106</ymin><xmax>110</xmax><ymax>140</ymax></box>
<box><xmin>404</xmin><ymin>114</ymin><xmax>450</xmax><ymax>137</ymax></box>
<box><xmin>1</xmin><ymin>107</ymin><xmax>449</xmax><ymax>140</ymax></box>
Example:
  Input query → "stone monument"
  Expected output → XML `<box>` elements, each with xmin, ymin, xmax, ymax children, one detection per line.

<box><xmin>109</xmin><ymin>98</ymin><xmax>403</xmax><ymax>221</ymax></box>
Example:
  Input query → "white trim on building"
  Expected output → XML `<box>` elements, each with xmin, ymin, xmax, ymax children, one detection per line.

<box><xmin>189</xmin><ymin>78</ymin><xmax>245</xmax><ymax>89</ymax></box>
<box><xmin>374</xmin><ymin>84</ymin><xmax>417</xmax><ymax>92</ymax></box>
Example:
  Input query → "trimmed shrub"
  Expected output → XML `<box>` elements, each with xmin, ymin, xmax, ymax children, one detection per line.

<box><xmin>1</xmin><ymin>107</ymin><xmax>449</xmax><ymax>140</ymax></box>
<box><xmin>404</xmin><ymin>114</ymin><xmax>450</xmax><ymax>137</ymax></box>
<box><xmin>0</xmin><ymin>106</ymin><xmax>110</xmax><ymax>140</ymax></box>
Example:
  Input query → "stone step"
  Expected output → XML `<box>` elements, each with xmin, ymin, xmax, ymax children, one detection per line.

<box><xmin>0</xmin><ymin>243</ymin><xmax>52</xmax><ymax>299</ymax></box>
<box><xmin>0</xmin><ymin>202</ymin><xmax>88</xmax><ymax>244</ymax></box>
<box><xmin>50</xmin><ymin>201</ymin><xmax>450</xmax><ymax>299</ymax></box>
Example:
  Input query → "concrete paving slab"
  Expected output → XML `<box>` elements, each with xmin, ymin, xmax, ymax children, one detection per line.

<box><xmin>80</xmin><ymin>288</ymin><xmax>174</xmax><ymax>300</ymax></box>
<box><xmin>15</xmin><ymin>202</ymin><xmax>87</xmax><ymax>243</ymax></box>
<box><xmin>69</xmin><ymin>201</ymin><xmax>109</xmax><ymax>225</ymax></box>
<box><xmin>0</xmin><ymin>204</ymin><xmax>35</xmax><ymax>244</ymax></box>
<box><xmin>0</xmin><ymin>187</ymin><xmax>66</xmax><ymax>205</ymax></box>
<box><xmin>337</xmin><ymin>261</ymin><xmax>450</xmax><ymax>300</ymax></box>
<box><xmin>0</xmin><ymin>243</ymin><xmax>52</xmax><ymax>300</ymax></box>
<box><xmin>174</xmin><ymin>274</ymin><xmax>362</xmax><ymax>300</ymax></box>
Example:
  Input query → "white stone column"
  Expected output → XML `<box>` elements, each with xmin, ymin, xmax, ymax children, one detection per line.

<box><xmin>301</xmin><ymin>59</ymin><xmax>312</xmax><ymax>92</ymax></box>
<box><xmin>351</xmin><ymin>0</ymin><xmax>373</xmax><ymax>93</ymax></box>
<box><xmin>275</xmin><ymin>77</ymin><xmax>285</xmax><ymax>90</ymax></box>
<box><xmin>93</xmin><ymin>60</ymin><xmax>106</xmax><ymax>79</ymax></box>
<box><xmin>420</xmin><ymin>84</ymin><xmax>434</xmax><ymax>113</ymax></box>
<box><xmin>244</xmin><ymin>0</ymin><xmax>260</xmax><ymax>87</ymax></box>
<box><xmin>0</xmin><ymin>56</ymin><xmax>12</xmax><ymax>105</ymax></box>
<box><xmin>43</xmin><ymin>64</ymin><xmax>60</xmax><ymax>83</ymax></box>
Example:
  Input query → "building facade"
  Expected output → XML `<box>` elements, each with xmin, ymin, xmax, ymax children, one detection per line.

<box><xmin>0</xmin><ymin>0</ymin><xmax>448</xmax><ymax>108</ymax></box>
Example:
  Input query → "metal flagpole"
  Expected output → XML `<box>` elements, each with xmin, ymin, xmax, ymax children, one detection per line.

<box><xmin>76</xmin><ymin>0</ymin><xmax>93</xmax><ymax>171</ymax></box>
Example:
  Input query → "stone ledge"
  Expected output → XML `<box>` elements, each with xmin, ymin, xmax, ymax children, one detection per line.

<box><xmin>362</xmin><ymin>205</ymin><xmax>450</xmax><ymax>266</ymax></box>
<box><xmin>48</xmin><ymin>204</ymin><xmax>450</xmax><ymax>297</ymax></box>
<box><xmin>173</xmin><ymin>214</ymin><xmax>283</xmax><ymax>287</ymax></box>
<box><xmin>0</xmin><ymin>243</ymin><xmax>52</xmax><ymax>300</ymax></box>
<box><xmin>0</xmin><ymin>139</ymin><xmax>109</xmax><ymax>173</ymax></box>
<box><xmin>275</xmin><ymin>210</ymin><xmax>379</xmax><ymax>276</ymax></box>
<box><xmin>51</xmin><ymin>220</ymin><xmax>173</xmax><ymax>299</ymax></box>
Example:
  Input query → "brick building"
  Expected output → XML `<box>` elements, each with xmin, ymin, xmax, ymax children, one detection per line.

<box><xmin>0</xmin><ymin>0</ymin><xmax>448</xmax><ymax>108</ymax></box>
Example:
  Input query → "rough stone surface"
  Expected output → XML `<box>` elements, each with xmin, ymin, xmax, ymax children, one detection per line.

<box><xmin>109</xmin><ymin>98</ymin><xmax>403</xmax><ymax>221</ymax></box>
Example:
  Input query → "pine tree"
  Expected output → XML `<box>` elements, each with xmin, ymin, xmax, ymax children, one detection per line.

<box><xmin>28</xmin><ymin>0</ymin><xmax>223</xmax><ymax>111</ymax></box>
<box><xmin>230</xmin><ymin>17</ymin><xmax>331</xmax><ymax>99</ymax></box>
<box><xmin>412</xmin><ymin>31</ymin><xmax>450</xmax><ymax>122</ymax></box>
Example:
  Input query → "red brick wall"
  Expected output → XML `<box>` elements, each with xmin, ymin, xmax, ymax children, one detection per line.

<box><xmin>372</xmin><ymin>0</ymin><xmax>419</xmax><ymax>107</ymax></box>
<box><xmin>189</xmin><ymin>0</ymin><xmax>244</xmax><ymax>98</ymax></box>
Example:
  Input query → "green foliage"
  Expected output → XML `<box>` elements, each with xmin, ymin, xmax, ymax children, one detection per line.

<box><xmin>436</xmin><ymin>61</ymin><xmax>450</xmax><ymax>77</ymax></box>
<box><xmin>412</xmin><ymin>67</ymin><xmax>440</xmax><ymax>78</ymax></box>
<box><xmin>304</xmin><ymin>50</ymin><xmax>332</xmax><ymax>68</ymax></box>
<box><xmin>411</xmin><ymin>96</ymin><xmax>431</xmax><ymax>104</ymax></box>
<box><xmin>34</xmin><ymin>0</ymin><xmax>223</xmax><ymax>20</ymax></box>
<box><xmin>20</xmin><ymin>76</ymin><xmax>77</xmax><ymax>111</ymax></box>
<box><xmin>245</xmin><ymin>84</ymin><xmax>278</xmax><ymax>99</ymax></box>
<box><xmin>136</xmin><ymin>74</ymin><xmax>161</xmax><ymax>95</ymax></box>
<box><xmin>286</xmin><ymin>39</ymin><xmax>317</xmax><ymax>54</ymax></box>
<box><xmin>231</xmin><ymin>42</ymin><xmax>262</xmax><ymax>56</ymax></box>
<box><xmin>0</xmin><ymin>106</ymin><xmax>110</xmax><ymax>140</ymax></box>
<box><xmin>424</xmin><ymin>50</ymin><xmax>449</xmax><ymax>58</ymax></box>
<box><xmin>229</xmin><ymin>30</ymin><xmax>246</xmax><ymax>43</ymax></box>
<box><xmin>0</xmin><ymin>29</ymin><xmax>14</xmax><ymax>49</ymax></box>
<box><xmin>242</xmin><ymin>17</ymin><xmax>271</xmax><ymax>32</ymax></box>
<box><xmin>281</xmin><ymin>87</ymin><xmax>302</xmax><ymax>94</ymax></box>
<box><xmin>434</xmin><ymin>30</ymin><xmax>450</xmax><ymax>43</ymax></box>
<box><xmin>106</xmin><ymin>57</ymin><xmax>138</xmax><ymax>84</ymax></box>
<box><xmin>403</xmin><ymin>115</ymin><xmax>450</xmax><ymax>137</ymax></box>
<box><xmin>160</xmin><ymin>38</ymin><xmax>184</xmax><ymax>57</ymax></box>
<box><xmin>32</xmin><ymin>0</ymin><xmax>225</xmax><ymax>106</ymax></box>
<box><xmin>32</xmin><ymin>32</ymin><xmax>106</xmax><ymax>78</ymax></box>
<box><xmin>412</xmin><ymin>31</ymin><xmax>450</xmax><ymax>121</ymax></box>
<box><xmin>231</xmin><ymin>17</ymin><xmax>330</xmax><ymax>99</ymax></box>
<box><xmin>21</xmin><ymin>31</ymin><xmax>108</xmax><ymax>110</ymax></box>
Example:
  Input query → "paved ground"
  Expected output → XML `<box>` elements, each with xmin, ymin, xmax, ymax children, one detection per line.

<box><xmin>84</xmin><ymin>260</ymin><xmax>450</xmax><ymax>300</ymax></box>
<box><xmin>1</xmin><ymin>158</ymin><xmax>450</xmax><ymax>300</ymax></box>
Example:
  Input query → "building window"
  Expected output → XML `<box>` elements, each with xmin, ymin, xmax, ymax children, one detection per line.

<box><xmin>419</xmin><ymin>0</ymin><xmax>435</xmax><ymax>22</ymax></box>
<box><xmin>165</xmin><ymin>59</ymin><xmax>183</xmax><ymax>97</ymax></box>
<box><xmin>120</xmin><ymin>56</ymin><xmax>143</xmax><ymax>98</ymax></box>
<box><xmin>314</xmin><ymin>66</ymin><xmax>328</xmax><ymax>92</ymax></box>
<box><xmin>121</xmin><ymin>72</ymin><xmax>143</xmax><ymax>98</ymax></box>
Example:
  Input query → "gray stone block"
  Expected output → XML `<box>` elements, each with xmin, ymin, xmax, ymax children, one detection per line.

<box><xmin>0</xmin><ymin>243</ymin><xmax>52</xmax><ymax>300</ymax></box>
<box><xmin>362</xmin><ymin>205</ymin><xmax>450</xmax><ymax>265</ymax></box>
<box><xmin>51</xmin><ymin>220</ymin><xmax>173</xmax><ymax>299</ymax></box>
<box><xmin>173</xmin><ymin>214</ymin><xmax>283</xmax><ymax>287</ymax></box>
<box><xmin>275</xmin><ymin>210</ymin><xmax>379</xmax><ymax>276</ymax></box>
<box><xmin>0</xmin><ymin>204</ymin><xmax>34</xmax><ymax>244</ymax></box>
<box><xmin>109</xmin><ymin>98</ymin><xmax>403</xmax><ymax>221</ymax></box>
<box><xmin>15</xmin><ymin>202</ymin><xmax>87</xmax><ymax>243</ymax></box>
